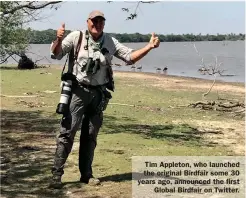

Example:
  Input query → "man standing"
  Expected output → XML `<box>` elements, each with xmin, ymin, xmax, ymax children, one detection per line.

<box><xmin>50</xmin><ymin>10</ymin><xmax>160</xmax><ymax>188</ymax></box>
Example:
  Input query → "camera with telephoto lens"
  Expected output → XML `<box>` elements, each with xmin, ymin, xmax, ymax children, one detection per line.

<box><xmin>56</xmin><ymin>73</ymin><xmax>77</xmax><ymax>115</ymax></box>
<box><xmin>85</xmin><ymin>58</ymin><xmax>100</xmax><ymax>74</ymax></box>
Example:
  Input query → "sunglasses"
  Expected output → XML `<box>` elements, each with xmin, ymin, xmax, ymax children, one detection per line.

<box><xmin>91</xmin><ymin>18</ymin><xmax>105</xmax><ymax>24</ymax></box>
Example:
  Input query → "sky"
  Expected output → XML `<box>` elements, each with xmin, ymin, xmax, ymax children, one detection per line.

<box><xmin>28</xmin><ymin>1</ymin><xmax>245</xmax><ymax>35</ymax></box>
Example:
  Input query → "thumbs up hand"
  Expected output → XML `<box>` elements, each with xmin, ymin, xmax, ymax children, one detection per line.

<box><xmin>57</xmin><ymin>23</ymin><xmax>65</xmax><ymax>40</ymax></box>
<box><xmin>148</xmin><ymin>32</ymin><xmax>160</xmax><ymax>49</ymax></box>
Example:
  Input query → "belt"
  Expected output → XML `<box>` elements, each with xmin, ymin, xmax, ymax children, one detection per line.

<box><xmin>78</xmin><ymin>82</ymin><xmax>101</xmax><ymax>89</ymax></box>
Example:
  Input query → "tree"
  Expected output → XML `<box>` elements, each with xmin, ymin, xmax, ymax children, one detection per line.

<box><xmin>0</xmin><ymin>1</ymin><xmax>62</xmax><ymax>64</ymax></box>
<box><xmin>110</xmin><ymin>1</ymin><xmax>158</xmax><ymax>20</ymax></box>
<box><xmin>189</xmin><ymin>43</ymin><xmax>244</xmax><ymax>115</ymax></box>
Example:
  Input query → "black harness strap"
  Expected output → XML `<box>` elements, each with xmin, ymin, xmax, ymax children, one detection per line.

<box><xmin>75</xmin><ymin>31</ymin><xmax>83</xmax><ymax>60</ymax></box>
<box><xmin>68</xmin><ymin>31</ymin><xmax>83</xmax><ymax>73</ymax></box>
<box><xmin>61</xmin><ymin>31</ymin><xmax>83</xmax><ymax>76</ymax></box>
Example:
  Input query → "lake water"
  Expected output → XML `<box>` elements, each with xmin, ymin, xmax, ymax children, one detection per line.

<box><xmin>3</xmin><ymin>41</ymin><xmax>245</xmax><ymax>83</ymax></box>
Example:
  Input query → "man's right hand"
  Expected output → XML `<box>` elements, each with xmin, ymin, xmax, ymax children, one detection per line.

<box><xmin>57</xmin><ymin>23</ymin><xmax>65</xmax><ymax>40</ymax></box>
<box><xmin>51</xmin><ymin>23</ymin><xmax>65</xmax><ymax>55</ymax></box>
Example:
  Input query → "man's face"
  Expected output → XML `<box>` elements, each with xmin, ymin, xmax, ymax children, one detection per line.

<box><xmin>87</xmin><ymin>16</ymin><xmax>105</xmax><ymax>37</ymax></box>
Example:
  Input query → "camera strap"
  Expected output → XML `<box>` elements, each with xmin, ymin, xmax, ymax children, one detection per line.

<box><xmin>74</xmin><ymin>31</ymin><xmax>83</xmax><ymax>62</ymax></box>
<box><xmin>61</xmin><ymin>31</ymin><xmax>83</xmax><ymax>76</ymax></box>
<box><xmin>84</xmin><ymin>30</ymin><xmax>89</xmax><ymax>50</ymax></box>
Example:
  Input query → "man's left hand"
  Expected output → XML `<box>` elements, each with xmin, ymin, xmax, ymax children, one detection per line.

<box><xmin>148</xmin><ymin>32</ymin><xmax>160</xmax><ymax>49</ymax></box>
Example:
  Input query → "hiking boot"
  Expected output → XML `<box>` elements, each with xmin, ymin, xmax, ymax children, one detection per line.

<box><xmin>80</xmin><ymin>176</ymin><xmax>100</xmax><ymax>185</ymax></box>
<box><xmin>49</xmin><ymin>175</ymin><xmax>63</xmax><ymax>189</ymax></box>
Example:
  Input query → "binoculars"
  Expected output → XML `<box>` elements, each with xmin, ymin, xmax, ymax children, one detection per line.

<box><xmin>85</xmin><ymin>58</ymin><xmax>100</xmax><ymax>74</ymax></box>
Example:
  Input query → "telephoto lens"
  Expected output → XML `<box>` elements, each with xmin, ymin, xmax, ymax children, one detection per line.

<box><xmin>56</xmin><ymin>80</ymin><xmax>73</xmax><ymax>115</ymax></box>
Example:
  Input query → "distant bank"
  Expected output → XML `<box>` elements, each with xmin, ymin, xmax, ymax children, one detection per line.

<box><xmin>14</xmin><ymin>29</ymin><xmax>246</xmax><ymax>44</ymax></box>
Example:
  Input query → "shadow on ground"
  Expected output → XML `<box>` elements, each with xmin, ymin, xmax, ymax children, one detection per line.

<box><xmin>0</xmin><ymin>66</ymin><xmax>18</xmax><ymax>70</ymax></box>
<box><xmin>1</xmin><ymin>109</ymin><xmax>67</xmax><ymax>198</ymax></box>
<box><xmin>0</xmin><ymin>66</ymin><xmax>48</xmax><ymax>70</ymax></box>
<box><xmin>0</xmin><ymin>109</ymin><xmax>222</xmax><ymax>197</ymax></box>
<box><xmin>99</xmin><ymin>172</ymin><xmax>179</xmax><ymax>182</ymax></box>
<box><xmin>102</xmin><ymin>115</ymin><xmax>222</xmax><ymax>147</ymax></box>
<box><xmin>99</xmin><ymin>172</ymin><xmax>132</xmax><ymax>182</ymax></box>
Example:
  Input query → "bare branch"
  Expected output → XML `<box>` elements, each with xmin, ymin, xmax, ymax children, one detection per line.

<box><xmin>202</xmin><ymin>75</ymin><xmax>217</xmax><ymax>99</ymax></box>
<box><xmin>193</xmin><ymin>43</ymin><xmax>226</xmax><ymax>99</ymax></box>
<box><xmin>0</xmin><ymin>54</ymin><xmax>12</xmax><ymax>64</ymax></box>
<box><xmin>122</xmin><ymin>1</ymin><xmax>158</xmax><ymax>20</ymax></box>
<box><xmin>140</xmin><ymin>1</ymin><xmax>159</xmax><ymax>3</ymax></box>
<box><xmin>25</xmin><ymin>1</ymin><xmax>62</xmax><ymax>10</ymax></box>
<box><xmin>2</xmin><ymin>1</ymin><xmax>62</xmax><ymax>15</ymax></box>
<box><xmin>9</xmin><ymin>54</ymin><xmax>19</xmax><ymax>63</ymax></box>
<box><xmin>193</xmin><ymin>43</ymin><xmax>200</xmax><ymax>56</ymax></box>
<box><xmin>134</xmin><ymin>2</ymin><xmax>141</xmax><ymax>14</ymax></box>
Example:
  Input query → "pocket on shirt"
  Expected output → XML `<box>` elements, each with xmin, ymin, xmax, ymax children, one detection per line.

<box><xmin>100</xmin><ymin>53</ymin><xmax>113</xmax><ymax>66</ymax></box>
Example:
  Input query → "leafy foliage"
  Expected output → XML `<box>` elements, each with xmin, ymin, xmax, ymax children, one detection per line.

<box><xmin>0</xmin><ymin>2</ymin><xmax>31</xmax><ymax>60</ymax></box>
<box><xmin>0</xmin><ymin>1</ymin><xmax>61</xmax><ymax>63</ymax></box>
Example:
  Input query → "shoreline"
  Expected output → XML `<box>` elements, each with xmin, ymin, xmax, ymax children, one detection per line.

<box><xmin>113</xmin><ymin>70</ymin><xmax>245</xmax><ymax>96</ymax></box>
<box><xmin>113</xmin><ymin>70</ymin><xmax>245</xmax><ymax>87</ymax></box>
<box><xmin>0</xmin><ymin>64</ymin><xmax>245</xmax><ymax>86</ymax></box>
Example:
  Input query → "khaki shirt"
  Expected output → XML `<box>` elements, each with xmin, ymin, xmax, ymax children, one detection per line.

<box><xmin>51</xmin><ymin>30</ymin><xmax>133</xmax><ymax>86</ymax></box>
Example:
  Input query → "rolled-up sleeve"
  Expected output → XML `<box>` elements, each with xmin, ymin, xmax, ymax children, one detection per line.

<box><xmin>50</xmin><ymin>31</ymin><xmax>80</xmax><ymax>60</ymax></box>
<box><xmin>112</xmin><ymin>37</ymin><xmax>134</xmax><ymax>65</ymax></box>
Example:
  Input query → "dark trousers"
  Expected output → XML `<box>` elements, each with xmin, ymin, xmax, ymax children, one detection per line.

<box><xmin>52</xmin><ymin>85</ymin><xmax>103</xmax><ymax>177</ymax></box>
<box><xmin>79</xmin><ymin>111</ymin><xmax>103</xmax><ymax>178</ymax></box>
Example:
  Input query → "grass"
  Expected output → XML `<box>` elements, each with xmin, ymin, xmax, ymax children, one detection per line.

<box><xmin>0</xmin><ymin>66</ymin><xmax>244</xmax><ymax>198</ymax></box>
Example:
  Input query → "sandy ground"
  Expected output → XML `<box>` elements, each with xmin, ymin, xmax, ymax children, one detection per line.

<box><xmin>115</xmin><ymin>71</ymin><xmax>245</xmax><ymax>155</ymax></box>
<box><xmin>114</xmin><ymin>71</ymin><xmax>245</xmax><ymax>96</ymax></box>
